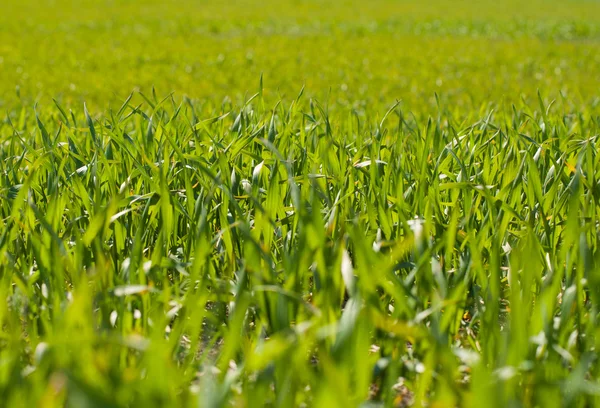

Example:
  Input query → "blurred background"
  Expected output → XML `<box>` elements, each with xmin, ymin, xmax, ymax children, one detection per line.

<box><xmin>2</xmin><ymin>0</ymin><xmax>600</xmax><ymax>113</ymax></box>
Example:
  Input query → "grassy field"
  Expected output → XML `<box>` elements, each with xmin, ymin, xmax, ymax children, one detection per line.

<box><xmin>2</xmin><ymin>0</ymin><xmax>600</xmax><ymax>406</ymax></box>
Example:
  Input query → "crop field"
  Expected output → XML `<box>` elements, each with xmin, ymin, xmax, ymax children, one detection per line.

<box><xmin>2</xmin><ymin>0</ymin><xmax>600</xmax><ymax>406</ymax></box>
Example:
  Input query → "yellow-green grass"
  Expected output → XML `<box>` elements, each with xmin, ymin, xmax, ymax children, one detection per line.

<box><xmin>1</xmin><ymin>0</ymin><xmax>600</xmax><ymax>113</ymax></box>
<box><xmin>2</xmin><ymin>1</ymin><xmax>600</xmax><ymax>407</ymax></box>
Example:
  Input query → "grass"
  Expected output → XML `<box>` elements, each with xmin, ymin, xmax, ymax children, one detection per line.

<box><xmin>1</xmin><ymin>0</ymin><xmax>600</xmax><ymax>407</ymax></box>
<box><xmin>2</xmin><ymin>0</ymin><xmax>600</xmax><ymax>112</ymax></box>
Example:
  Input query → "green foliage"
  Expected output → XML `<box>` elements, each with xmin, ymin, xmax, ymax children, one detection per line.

<box><xmin>2</xmin><ymin>0</ymin><xmax>600</xmax><ymax>407</ymax></box>
<box><xmin>2</xmin><ymin>0</ymin><xmax>600</xmax><ymax>112</ymax></box>
<box><xmin>2</xmin><ymin>89</ymin><xmax>600</xmax><ymax>407</ymax></box>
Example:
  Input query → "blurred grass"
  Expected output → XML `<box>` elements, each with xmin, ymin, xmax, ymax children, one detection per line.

<box><xmin>2</xmin><ymin>0</ymin><xmax>600</xmax><ymax>407</ymax></box>
<box><xmin>1</xmin><ymin>0</ymin><xmax>600</xmax><ymax>112</ymax></box>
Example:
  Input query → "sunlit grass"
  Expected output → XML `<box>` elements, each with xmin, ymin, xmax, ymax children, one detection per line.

<box><xmin>1</xmin><ymin>90</ymin><xmax>600</xmax><ymax>406</ymax></box>
<box><xmin>2</xmin><ymin>0</ymin><xmax>600</xmax><ymax>406</ymax></box>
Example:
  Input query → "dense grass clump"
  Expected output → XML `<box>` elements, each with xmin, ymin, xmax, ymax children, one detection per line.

<box><xmin>2</xmin><ymin>0</ymin><xmax>600</xmax><ymax>406</ymax></box>
<box><xmin>1</xmin><ymin>92</ymin><xmax>600</xmax><ymax>406</ymax></box>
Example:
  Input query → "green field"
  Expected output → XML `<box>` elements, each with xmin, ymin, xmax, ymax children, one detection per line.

<box><xmin>2</xmin><ymin>0</ymin><xmax>600</xmax><ymax>406</ymax></box>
